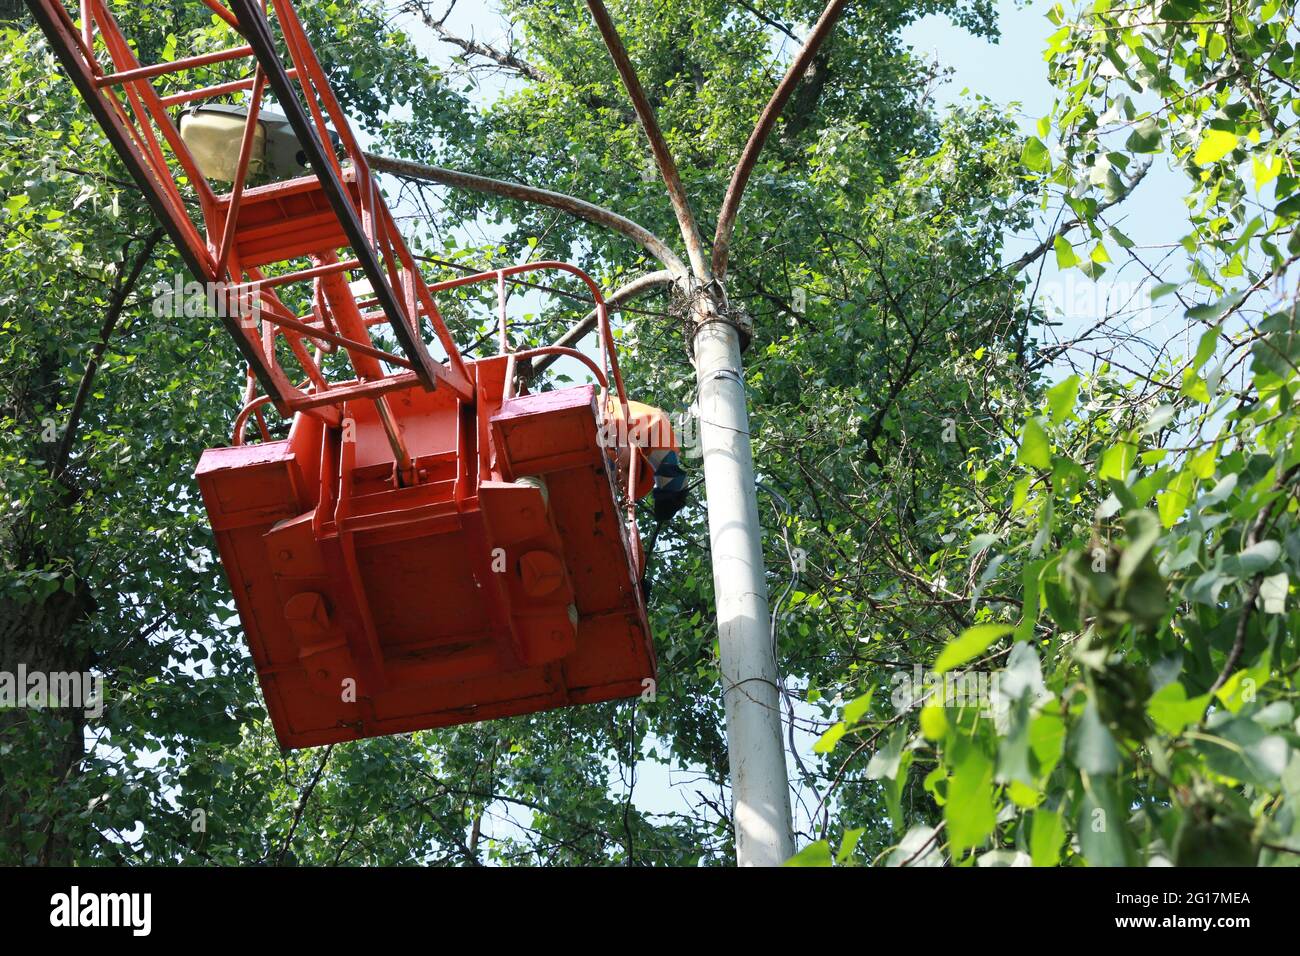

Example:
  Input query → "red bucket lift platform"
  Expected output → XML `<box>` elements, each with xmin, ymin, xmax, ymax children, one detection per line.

<box><xmin>198</xmin><ymin>356</ymin><xmax>656</xmax><ymax>748</ymax></box>
<box><xmin>30</xmin><ymin>0</ymin><xmax>661</xmax><ymax>749</ymax></box>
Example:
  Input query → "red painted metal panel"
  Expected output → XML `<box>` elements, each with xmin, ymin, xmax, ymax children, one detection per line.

<box><xmin>195</xmin><ymin>359</ymin><xmax>655</xmax><ymax>748</ymax></box>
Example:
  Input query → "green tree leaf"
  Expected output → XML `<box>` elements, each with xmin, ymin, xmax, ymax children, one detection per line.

<box><xmin>1070</xmin><ymin>701</ymin><xmax>1120</xmax><ymax>775</ymax></box>
<box><xmin>1194</xmin><ymin>128</ymin><xmax>1239</xmax><ymax>165</ymax></box>
<box><xmin>935</xmin><ymin>624</ymin><xmax>1015</xmax><ymax>674</ymax></box>
<box><xmin>1017</xmin><ymin>417</ymin><xmax>1052</xmax><ymax>470</ymax></box>
<box><xmin>1020</xmin><ymin>136</ymin><xmax>1051</xmax><ymax>173</ymax></box>
<box><xmin>1045</xmin><ymin>374</ymin><xmax>1080</xmax><ymax>423</ymax></box>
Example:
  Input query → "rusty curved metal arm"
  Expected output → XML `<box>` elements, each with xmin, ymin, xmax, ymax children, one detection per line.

<box><xmin>365</xmin><ymin>152</ymin><xmax>687</xmax><ymax>277</ymax></box>
<box><xmin>711</xmin><ymin>0</ymin><xmax>848</xmax><ymax>281</ymax></box>
<box><xmin>584</xmin><ymin>0</ymin><xmax>710</xmax><ymax>280</ymax></box>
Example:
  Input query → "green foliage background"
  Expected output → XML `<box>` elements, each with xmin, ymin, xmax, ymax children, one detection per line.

<box><xmin>1</xmin><ymin>0</ymin><xmax>1297</xmax><ymax>866</ymax></box>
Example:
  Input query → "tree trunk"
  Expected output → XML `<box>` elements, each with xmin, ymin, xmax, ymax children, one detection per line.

<box><xmin>0</xmin><ymin>587</ymin><xmax>96</xmax><ymax>865</ymax></box>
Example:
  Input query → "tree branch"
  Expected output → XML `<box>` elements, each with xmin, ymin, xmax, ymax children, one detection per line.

<box><xmin>366</xmin><ymin>152</ymin><xmax>686</xmax><ymax>275</ymax></box>
<box><xmin>49</xmin><ymin>227</ymin><xmax>163</xmax><ymax>485</ymax></box>
<box><xmin>712</xmin><ymin>0</ymin><xmax>848</xmax><ymax>280</ymax></box>
<box><xmin>276</xmin><ymin>745</ymin><xmax>333</xmax><ymax>865</ymax></box>
<box><xmin>1003</xmin><ymin>161</ymin><xmax>1151</xmax><ymax>275</ymax></box>
<box><xmin>733</xmin><ymin>0</ymin><xmax>801</xmax><ymax>44</ymax></box>
<box><xmin>1208</xmin><ymin>461</ymin><xmax>1300</xmax><ymax>695</ymax></box>
<box><xmin>585</xmin><ymin>0</ymin><xmax>711</xmax><ymax>279</ymax></box>
<box><xmin>427</xmin><ymin>21</ymin><xmax>548</xmax><ymax>83</ymax></box>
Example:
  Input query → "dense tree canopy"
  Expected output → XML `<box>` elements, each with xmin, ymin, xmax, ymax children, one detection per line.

<box><xmin>1</xmin><ymin>0</ymin><xmax>1297</xmax><ymax>866</ymax></box>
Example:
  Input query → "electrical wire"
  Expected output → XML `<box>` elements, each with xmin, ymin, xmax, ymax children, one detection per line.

<box><xmin>755</xmin><ymin>478</ymin><xmax>820</xmax><ymax>792</ymax></box>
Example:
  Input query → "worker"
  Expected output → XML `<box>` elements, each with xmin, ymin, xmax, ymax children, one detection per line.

<box><xmin>606</xmin><ymin>399</ymin><xmax>690</xmax><ymax>523</ymax></box>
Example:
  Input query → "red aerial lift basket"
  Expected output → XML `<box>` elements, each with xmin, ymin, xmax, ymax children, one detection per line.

<box><xmin>197</xmin><ymin>353</ymin><xmax>656</xmax><ymax>748</ymax></box>
<box><xmin>25</xmin><ymin>0</ymin><xmax>661</xmax><ymax>748</ymax></box>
